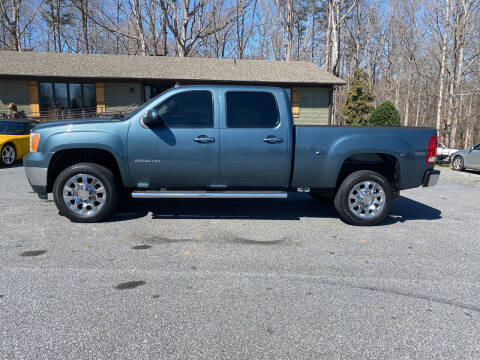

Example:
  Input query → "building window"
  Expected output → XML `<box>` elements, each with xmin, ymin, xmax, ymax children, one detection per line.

<box><xmin>54</xmin><ymin>83</ymin><xmax>68</xmax><ymax>109</ymax></box>
<box><xmin>38</xmin><ymin>82</ymin><xmax>97</xmax><ymax>111</ymax></box>
<box><xmin>39</xmin><ymin>82</ymin><xmax>54</xmax><ymax>111</ymax></box>
<box><xmin>69</xmin><ymin>84</ymin><xmax>82</xmax><ymax>109</ymax></box>
<box><xmin>144</xmin><ymin>85</ymin><xmax>170</xmax><ymax>101</ymax></box>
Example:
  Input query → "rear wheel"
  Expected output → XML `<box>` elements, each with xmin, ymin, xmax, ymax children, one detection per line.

<box><xmin>1</xmin><ymin>143</ymin><xmax>16</xmax><ymax>166</ymax></box>
<box><xmin>334</xmin><ymin>170</ymin><xmax>393</xmax><ymax>226</ymax></box>
<box><xmin>53</xmin><ymin>163</ymin><xmax>119</xmax><ymax>223</ymax></box>
<box><xmin>452</xmin><ymin>156</ymin><xmax>464</xmax><ymax>171</ymax></box>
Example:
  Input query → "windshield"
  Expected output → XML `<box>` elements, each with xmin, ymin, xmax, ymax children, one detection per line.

<box><xmin>123</xmin><ymin>88</ymin><xmax>172</xmax><ymax>121</ymax></box>
<box><xmin>0</xmin><ymin>121</ymin><xmax>29</xmax><ymax>135</ymax></box>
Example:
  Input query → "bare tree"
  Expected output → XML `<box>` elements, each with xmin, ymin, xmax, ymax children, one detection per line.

<box><xmin>156</xmin><ymin>0</ymin><xmax>235</xmax><ymax>57</ymax></box>
<box><xmin>0</xmin><ymin>0</ymin><xmax>43</xmax><ymax>50</ymax></box>
<box><xmin>325</xmin><ymin>0</ymin><xmax>357</xmax><ymax>76</ymax></box>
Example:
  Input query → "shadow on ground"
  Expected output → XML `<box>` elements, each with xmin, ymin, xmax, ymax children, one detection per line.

<box><xmin>2</xmin><ymin>162</ymin><xmax>24</xmax><ymax>169</ymax></box>
<box><xmin>464</xmin><ymin>169</ymin><xmax>480</xmax><ymax>175</ymax></box>
<box><xmin>109</xmin><ymin>193</ymin><xmax>441</xmax><ymax>225</ymax></box>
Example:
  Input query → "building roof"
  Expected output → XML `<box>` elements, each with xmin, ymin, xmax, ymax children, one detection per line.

<box><xmin>0</xmin><ymin>51</ymin><xmax>345</xmax><ymax>86</ymax></box>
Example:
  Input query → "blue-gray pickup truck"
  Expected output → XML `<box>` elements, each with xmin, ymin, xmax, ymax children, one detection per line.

<box><xmin>24</xmin><ymin>85</ymin><xmax>440</xmax><ymax>225</ymax></box>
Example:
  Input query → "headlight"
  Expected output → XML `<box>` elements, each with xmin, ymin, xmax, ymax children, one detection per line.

<box><xmin>30</xmin><ymin>133</ymin><xmax>40</xmax><ymax>152</ymax></box>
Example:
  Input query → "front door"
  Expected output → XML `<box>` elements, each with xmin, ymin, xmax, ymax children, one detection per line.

<box><xmin>127</xmin><ymin>89</ymin><xmax>220</xmax><ymax>188</ymax></box>
<box><xmin>466</xmin><ymin>144</ymin><xmax>480</xmax><ymax>169</ymax></box>
<box><xmin>218</xmin><ymin>89</ymin><xmax>291</xmax><ymax>188</ymax></box>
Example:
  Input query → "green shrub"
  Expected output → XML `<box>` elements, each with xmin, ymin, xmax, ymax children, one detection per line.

<box><xmin>343</xmin><ymin>68</ymin><xmax>375</xmax><ymax>126</ymax></box>
<box><xmin>368</xmin><ymin>101</ymin><xmax>401</xmax><ymax>127</ymax></box>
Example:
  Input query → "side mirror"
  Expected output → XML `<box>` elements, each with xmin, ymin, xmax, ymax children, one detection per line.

<box><xmin>142</xmin><ymin>109</ymin><xmax>164</xmax><ymax>128</ymax></box>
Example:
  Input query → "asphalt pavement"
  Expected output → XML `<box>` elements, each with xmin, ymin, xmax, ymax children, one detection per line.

<box><xmin>0</xmin><ymin>164</ymin><xmax>479</xmax><ymax>359</ymax></box>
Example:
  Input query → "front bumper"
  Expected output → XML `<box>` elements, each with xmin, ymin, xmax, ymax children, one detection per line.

<box><xmin>422</xmin><ymin>169</ymin><xmax>440</xmax><ymax>187</ymax></box>
<box><xmin>23</xmin><ymin>152</ymin><xmax>52</xmax><ymax>199</ymax></box>
<box><xmin>24</xmin><ymin>166</ymin><xmax>48</xmax><ymax>199</ymax></box>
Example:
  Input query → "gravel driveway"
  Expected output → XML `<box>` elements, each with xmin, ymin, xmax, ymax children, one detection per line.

<box><xmin>436</xmin><ymin>165</ymin><xmax>480</xmax><ymax>187</ymax></box>
<box><xmin>0</xmin><ymin>164</ymin><xmax>479</xmax><ymax>359</ymax></box>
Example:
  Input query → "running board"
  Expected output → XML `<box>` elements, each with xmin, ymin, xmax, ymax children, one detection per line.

<box><xmin>131</xmin><ymin>191</ymin><xmax>288</xmax><ymax>199</ymax></box>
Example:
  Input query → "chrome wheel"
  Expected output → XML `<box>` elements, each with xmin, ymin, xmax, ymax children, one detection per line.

<box><xmin>348</xmin><ymin>181</ymin><xmax>385</xmax><ymax>219</ymax></box>
<box><xmin>1</xmin><ymin>144</ymin><xmax>16</xmax><ymax>165</ymax></box>
<box><xmin>63</xmin><ymin>173</ymin><xmax>106</xmax><ymax>216</ymax></box>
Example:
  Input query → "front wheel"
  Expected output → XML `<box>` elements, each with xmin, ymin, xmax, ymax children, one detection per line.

<box><xmin>53</xmin><ymin>163</ymin><xmax>119</xmax><ymax>223</ymax></box>
<box><xmin>334</xmin><ymin>170</ymin><xmax>393</xmax><ymax>226</ymax></box>
<box><xmin>452</xmin><ymin>156</ymin><xmax>464</xmax><ymax>171</ymax></box>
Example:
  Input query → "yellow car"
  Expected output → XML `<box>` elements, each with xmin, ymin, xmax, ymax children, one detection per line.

<box><xmin>0</xmin><ymin>120</ymin><xmax>37</xmax><ymax>167</ymax></box>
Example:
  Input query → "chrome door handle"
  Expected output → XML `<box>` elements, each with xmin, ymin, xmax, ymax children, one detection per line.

<box><xmin>194</xmin><ymin>135</ymin><xmax>215</xmax><ymax>143</ymax></box>
<box><xmin>262</xmin><ymin>136</ymin><xmax>283</xmax><ymax>144</ymax></box>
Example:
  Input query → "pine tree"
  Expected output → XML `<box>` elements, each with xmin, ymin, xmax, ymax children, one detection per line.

<box><xmin>342</xmin><ymin>68</ymin><xmax>375</xmax><ymax>126</ymax></box>
<box><xmin>368</xmin><ymin>101</ymin><xmax>401</xmax><ymax>127</ymax></box>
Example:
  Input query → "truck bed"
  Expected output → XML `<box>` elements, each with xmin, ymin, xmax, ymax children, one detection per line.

<box><xmin>291</xmin><ymin>126</ymin><xmax>437</xmax><ymax>190</ymax></box>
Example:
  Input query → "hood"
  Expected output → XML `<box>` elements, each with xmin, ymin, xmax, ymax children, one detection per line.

<box><xmin>33</xmin><ymin>118</ymin><xmax>123</xmax><ymax>132</ymax></box>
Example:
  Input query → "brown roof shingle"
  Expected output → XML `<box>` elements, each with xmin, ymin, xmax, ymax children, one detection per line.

<box><xmin>0</xmin><ymin>51</ymin><xmax>345</xmax><ymax>85</ymax></box>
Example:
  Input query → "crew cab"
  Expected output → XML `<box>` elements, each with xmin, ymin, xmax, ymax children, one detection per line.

<box><xmin>24</xmin><ymin>85</ymin><xmax>439</xmax><ymax>225</ymax></box>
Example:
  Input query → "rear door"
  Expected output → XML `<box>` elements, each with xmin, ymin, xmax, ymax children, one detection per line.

<box><xmin>218</xmin><ymin>88</ymin><xmax>292</xmax><ymax>188</ymax></box>
<box><xmin>127</xmin><ymin>88</ymin><xmax>220</xmax><ymax>188</ymax></box>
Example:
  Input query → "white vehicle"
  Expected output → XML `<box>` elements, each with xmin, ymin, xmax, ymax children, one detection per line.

<box><xmin>437</xmin><ymin>143</ymin><xmax>458</xmax><ymax>162</ymax></box>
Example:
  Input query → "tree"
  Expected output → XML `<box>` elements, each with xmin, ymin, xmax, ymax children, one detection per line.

<box><xmin>343</xmin><ymin>68</ymin><xmax>375</xmax><ymax>125</ymax></box>
<box><xmin>41</xmin><ymin>0</ymin><xmax>74</xmax><ymax>52</ymax></box>
<box><xmin>0</xmin><ymin>0</ymin><xmax>43</xmax><ymax>51</ymax></box>
<box><xmin>325</xmin><ymin>0</ymin><xmax>357</xmax><ymax>76</ymax></box>
<box><xmin>156</xmin><ymin>0</ymin><xmax>236</xmax><ymax>57</ymax></box>
<box><xmin>368</xmin><ymin>101</ymin><xmax>401</xmax><ymax>126</ymax></box>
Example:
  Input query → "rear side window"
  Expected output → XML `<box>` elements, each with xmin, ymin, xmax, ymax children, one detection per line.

<box><xmin>154</xmin><ymin>90</ymin><xmax>213</xmax><ymax>128</ymax></box>
<box><xmin>226</xmin><ymin>91</ymin><xmax>279</xmax><ymax>128</ymax></box>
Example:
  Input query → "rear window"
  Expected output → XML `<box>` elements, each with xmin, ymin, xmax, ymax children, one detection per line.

<box><xmin>226</xmin><ymin>91</ymin><xmax>279</xmax><ymax>128</ymax></box>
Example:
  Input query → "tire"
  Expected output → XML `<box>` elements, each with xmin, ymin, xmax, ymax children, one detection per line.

<box><xmin>53</xmin><ymin>163</ymin><xmax>119</xmax><ymax>223</ymax></box>
<box><xmin>1</xmin><ymin>143</ymin><xmax>16</xmax><ymax>167</ymax></box>
<box><xmin>334</xmin><ymin>170</ymin><xmax>393</xmax><ymax>226</ymax></box>
<box><xmin>452</xmin><ymin>156</ymin><xmax>464</xmax><ymax>171</ymax></box>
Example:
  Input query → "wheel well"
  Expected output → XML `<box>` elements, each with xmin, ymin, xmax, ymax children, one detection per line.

<box><xmin>47</xmin><ymin>148</ymin><xmax>122</xmax><ymax>192</ymax></box>
<box><xmin>2</xmin><ymin>142</ymin><xmax>15</xmax><ymax>150</ymax></box>
<box><xmin>337</xmin><ymin>153</ymin><xmax>400</xmax><ymax>191</ymax></box>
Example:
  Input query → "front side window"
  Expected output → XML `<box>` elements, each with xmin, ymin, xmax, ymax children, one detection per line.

<box><xmin>154</xmin><ymin>91</ymin><xmax>213</xmax><ymax>128</ymax></box>
<box><xmin>473</xmin><ymin>144</ymin><xmax>480</xmax><ymax>151</ymax></box>
<box><xmin>226</xmin><ymin>91</ymin><xmax>279</xmax><ymax>128</ymax></box>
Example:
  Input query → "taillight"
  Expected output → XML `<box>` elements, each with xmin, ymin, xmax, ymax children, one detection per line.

<box><xmin>426</xmin><ymin>135</ymin><xmax>437</xmax><ymax>164</ymax></box>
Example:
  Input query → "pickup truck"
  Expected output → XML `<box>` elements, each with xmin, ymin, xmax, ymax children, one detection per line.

<box><xmin>24</xmin><ymin>85</ymin><xmax>439</xmax><ymax>226</ymax></box>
